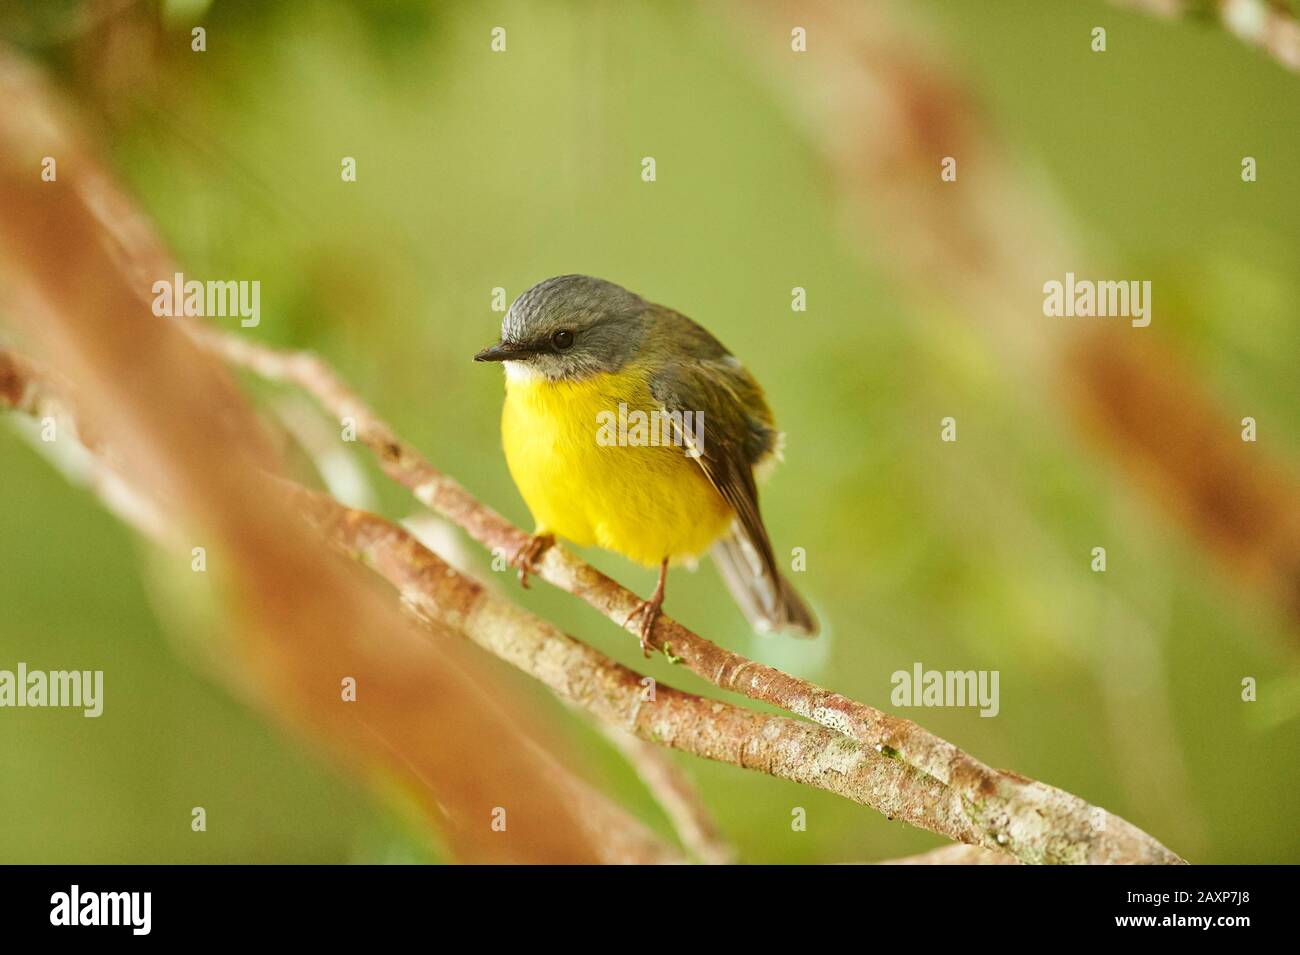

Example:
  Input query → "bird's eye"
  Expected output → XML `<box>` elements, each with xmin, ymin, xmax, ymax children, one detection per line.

<box><xmin>551</xmin><ymin>329</ymin><xmax>575</xmax><ymax>351</ymax></box>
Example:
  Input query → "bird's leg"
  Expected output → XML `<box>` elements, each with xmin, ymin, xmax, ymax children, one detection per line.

<box><xmin>510</xmin><ymin>532</ymin><xmax>554</xmax><ymax>589</ymax></box>
<box><xmin>624</xmin><ymin>558</ymin><xmax>669</xmax><ymax>657</ymax></box>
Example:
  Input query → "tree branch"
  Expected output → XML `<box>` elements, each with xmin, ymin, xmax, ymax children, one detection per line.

<box><xmin>284</xmin><ymin>482</ymin><xmax>979</xmax><ymax>840</ymax></box>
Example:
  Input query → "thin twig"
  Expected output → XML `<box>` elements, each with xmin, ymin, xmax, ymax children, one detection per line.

<box><xmin>595</xmin><ymin>725</ymin><xmax>735</xmax><ymax>865</ymax></box>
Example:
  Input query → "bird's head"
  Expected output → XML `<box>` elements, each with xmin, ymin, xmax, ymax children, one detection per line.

<box><xmin>474</xmin><ymin>274</ymin><xmax>648</xmax><ymax>382</ymax></box>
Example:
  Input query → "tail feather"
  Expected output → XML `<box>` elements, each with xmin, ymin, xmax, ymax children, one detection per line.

<box><xmin>711</xmin><ymin>527</ymin><xmax>818</xmax><ymax>637</ymax></box>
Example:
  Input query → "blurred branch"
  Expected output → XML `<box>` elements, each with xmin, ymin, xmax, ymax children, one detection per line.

<box><xmin>735</xmin><ymin>0</ymin><xmax>1300</xmax><ymax>642</ymax></box>
<box><xmin>1118</xmin><ymin>0</ymin><xmax>1300</xmax><ymax>74</ymax></box>
<box><xmin>0</xmin><ymin>346</ymin><xmax>170</xmax><ymax>540</ymax></box>
<box><xmin>0</xmin><ymin>348</ymin><xmax>728</xmax><ymax>867</ymax></box>
<box><xmin>595</xmin><ymin>725</ymin><xmax>735</xmax><ymax>866</ymax></box>
<box><xmin>0</xmin><ymin>350</ymin><xmax>686</xmax><ymax>867</ymax></box>
<box><xmin>0</xmin><ymin>49</ymin><xmax>676</xmax><ymax>864</ymax></box>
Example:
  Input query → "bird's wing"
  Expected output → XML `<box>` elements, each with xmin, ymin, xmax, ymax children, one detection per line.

<box><xmin>648</xmin><ymin>348</ymin><xmax>781</xmax><ymax>588</ymax></box>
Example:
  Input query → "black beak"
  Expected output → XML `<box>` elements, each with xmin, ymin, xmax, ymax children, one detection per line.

<box><xmin>473</xmin><ymin>341</ymin><xmax>538</xmax><ymax>362</ymax></box>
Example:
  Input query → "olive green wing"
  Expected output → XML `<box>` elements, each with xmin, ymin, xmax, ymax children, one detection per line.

<box><xmin>649</xmin><ymin>354</ymin><xmax>778</xmax><ymax>563</ymax></box>
<box><xmin>647</xmin><ymin>327</ymin><xmax>817</xmax><ymax>635</ymax></box>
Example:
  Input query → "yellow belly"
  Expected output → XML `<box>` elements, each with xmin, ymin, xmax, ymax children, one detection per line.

<box><xmin>501</xmin><ymin>369</ymin><xmax>733</xmax><ymax>567</ymax></box>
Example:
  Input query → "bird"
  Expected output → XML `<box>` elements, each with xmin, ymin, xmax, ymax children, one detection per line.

<box><xmin>475</xmin><ymin>274</ymin><xmax>817</xmax><ymax>654</ymax></box>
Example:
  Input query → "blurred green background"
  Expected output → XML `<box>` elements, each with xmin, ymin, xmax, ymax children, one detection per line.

<box><xmin>1</xmin><ymin>0</ymin><xmax>1298</xmax><ymax>863</ymax></box>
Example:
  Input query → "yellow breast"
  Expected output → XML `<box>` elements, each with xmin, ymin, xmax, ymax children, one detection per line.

<box><xmin>500</xmin><ymin>368</ymin><xmax>733</xmax><ymax>567</ymax></box>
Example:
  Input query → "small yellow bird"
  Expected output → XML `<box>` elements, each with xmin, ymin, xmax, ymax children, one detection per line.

<box><xmin>475</xmin><ymin>275</ymin><xmax>817</xmax><ymax>652</ymax></box>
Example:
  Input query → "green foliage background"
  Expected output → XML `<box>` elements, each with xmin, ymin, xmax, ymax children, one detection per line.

<box><xmin>1</xmin><ymin>0</ymin><xmax>1297</xmax><ymax>863</ymax></box>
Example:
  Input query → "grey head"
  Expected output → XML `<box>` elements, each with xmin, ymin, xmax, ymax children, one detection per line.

<box><xmin>474</xmin><ymin>275</ymin><xmax>649</xmax><ymax>381</ymax></box>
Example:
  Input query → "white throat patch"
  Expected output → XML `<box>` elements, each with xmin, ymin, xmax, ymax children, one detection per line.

<box><xmin>504</xmin><ymin>360</ymin><xmax>545</xmax><ymax>383</ymax></box>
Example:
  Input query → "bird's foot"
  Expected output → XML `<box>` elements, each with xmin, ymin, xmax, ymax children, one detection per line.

<box><xmin>510</xmin><ymin>533</ymin><xmax>554</xmax><ymax>589</ymax></box>
<box><xmin>624</xmin><ymin>591</ymin><xmax>665</xmax><ymax>658</ymax></box>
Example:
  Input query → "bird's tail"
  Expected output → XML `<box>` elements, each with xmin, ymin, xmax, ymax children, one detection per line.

<box><xmin>711</xmin><ymin>527</ymin><xmax>818</xmax><ymax>637</ymax></box>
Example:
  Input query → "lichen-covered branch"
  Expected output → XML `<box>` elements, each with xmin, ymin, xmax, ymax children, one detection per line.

<box><xmin>285</xmin><ymin>484</ymin><xmax>980</xmax><ymax>842</ymax></box>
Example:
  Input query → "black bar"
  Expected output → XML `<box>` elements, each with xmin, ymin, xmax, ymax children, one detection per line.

<box><xmin>0</xmin><ymin>864</ymin><xmax>1285</xmax><ymax>939</ymax></box>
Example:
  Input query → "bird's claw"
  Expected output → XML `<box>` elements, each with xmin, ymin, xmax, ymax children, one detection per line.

<box><xmin>624</xmin><ymin>594</ymin><xmax>664</xmax><ymax>657</ymax></box>
<box><xmin>510</xmin><ymin>533</ymin><xmax>554</xmax><ymax>589</ymax></box>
